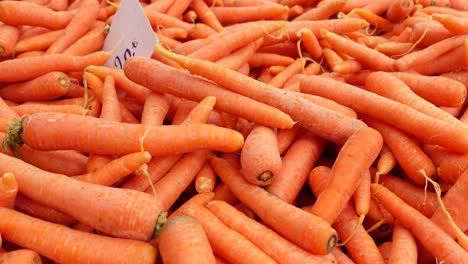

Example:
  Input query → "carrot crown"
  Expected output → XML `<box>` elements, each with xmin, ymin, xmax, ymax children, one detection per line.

<box><xmin>2</xmin><ymin>117</ymin><xmax>24</xmax><ymax>158</ymax></box>
<box><xmin>153</xmin><ymin>211</ymin><xmax>168</xmax><ymax>238</ymax></box>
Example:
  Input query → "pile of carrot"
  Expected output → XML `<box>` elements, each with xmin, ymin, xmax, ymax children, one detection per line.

<box><xmin>0</xmin><ymin>0</ymin><xmax>468</xmax><ymax>263</ymax></box>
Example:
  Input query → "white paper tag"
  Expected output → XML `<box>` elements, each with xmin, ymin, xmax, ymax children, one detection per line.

<box><xmin>102</xmin><ymin>0</ymin><xmax>158</xmax><ymax>69</ymax></box>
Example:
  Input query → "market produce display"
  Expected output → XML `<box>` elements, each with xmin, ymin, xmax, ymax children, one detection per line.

<box><xmin>0</xmin><ymin>0</ymin><xmax>468</xmax><ymax>263</ymax></box>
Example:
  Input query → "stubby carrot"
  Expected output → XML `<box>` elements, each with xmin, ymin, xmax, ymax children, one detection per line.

<box><xmin>4</xmin><ymin>112</ymin><xmax>244</xmax><ymax>156</ymax></box>
<box><xmin>0</xmin><ymin>249</ymin><xmax>42</xmax><ymax>264</ymax></box>
<box><xmin>0</xmin><ymin>24</ymin><xmax>20</xmax><ymax>57</ymax></box>
<box><xmin>0</xmin><ymin>172</ymin><xmax>17</xmax><ymax>208</ymax></box>
<box><xmin>195</xmin><ymin>162</ymin><xmax>217</xmax><ymax>193</ymax></box>
<box><xmin>388</xmin><ymin>220</ymin><xmax>418</xmax><ymax>264</ymax></box>
<box><xmin>371</xmin><ymin>183</ymin><xmax>468</xmax><ymax>263</ymax></box>
<box><xmin>0</xmin><ymin>207</ymin><xmax>157</xmax><ymax>264</ymax></box>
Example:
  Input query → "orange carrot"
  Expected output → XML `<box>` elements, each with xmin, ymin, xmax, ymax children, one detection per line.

<box><xmin>371</xmin><ymin>183</ymin><xmax>468</xmax><ymax>263</ymax></box>
<box><xmin>409</xmin><ymin>44</ymin><xmax>465</xmax><ymax>75</ymax></box>
<box><xmin>0</xmin><ymin>249</ymin><xmax>42</xmax><ymax>264</ymax></box>
<box><xmin>378</xmin><ymin>241</ymin><xmax>393</xmax><ymax>263</ymax></box>
<box><xmin>62</xmin><ymin>21</ymin><xmax>108</xmax><ymax>56</ymax></box>
<box><xmin>294</xmin><ymin>0</ymin><xmax>347</xmax><ymax>21</ymax></box>
<box><xmin>211</xmin><ymin>5</ymin><xmax>289</xmax><ymax>24</ymax></box>
<box><xmin>240</xmin><ymin>125</ymin><xmax>282</xmax><ymax>186</ymax></box>
<box><xmin>0</xmin><ymin>207</ymin><xmax>157</xmax><ymax>264</ymax></box>
<box><xmin>248</xmin><ymin>52</ymin><xmax>295</xmax><ymax>67</ymax></box>
<box><xmin>207</xmin><ymin>200</ymin><xmax>337</xmax><ymax>264</ymax></box>
<box><xmin>216</xmin><ymin>39</ymin><xmax>263</xmax><ymax>71</ymax></box>
<box><xmin>375</xmin><ymin>145</ymin><xmax>397</xmax><ymax>181</ymax></box>
<box><xmin>323</xmin><ymin>47</ymin><xmax>344</xmax><ymax>70</ymax></box>
<box><xmin>353</xmin><ymin>169</ymin><xmax>371</xmax><ymax>222</ymax></box>
<box><xmin>190</xmin><ymin>0</ymin><xmax>223</xmax><ymax>32</ymax></box>
<box><xmin>433</xmin><ymin>13</ymin><xmax>468</xmax><ymax>34</ymax></box>
<box><xmin>331</xmin><ymin>247</ymin><xmax>355</xmax><ymax>264</ymax></box>
<box><xmin>410</xmin><ymin>21</ymin><xmax>454</xmax><ymax>48</ymax></box>
<box><xmin>310</xmin><ymin>127</ymin><xmax>383</xmax><ymax>224</ymax></box>
<box><xmin>123</xmin><ymin>57</ymin><xmax>294</xmax><ymax>129</ymax></box>
<box><xmin>195</xmin><ymin>162</ymin><xmax>217</xmax><ymax>193</ymax></box>
<box><xmin>158</xmin><ymin>216</ymin><xmax>216</xmax><ymax>264</ymax></box>
<box><xmin>46</xmin><ymin>0</ymin><xmax>100</xmax><ymax>54</ymax></box>
<box><xmin>141</xmin><ymin>93</ymin><xmax>171</xmax><ymax>127</ymax></box>
<box><xmin>99</xmin><ymin>75</ymin><xmax>121</xmax><ymax>122</ymax></box>
<box><xmin>14</xmin><ymin>194</ymin><xmax>76</xmax><ymax>226</ymax></box>
<box><xmin>0</xmin><ymin>24</ymin><xmax>20</xmax><ymax>57</ymax></box>
<box><xmin>209</xmin><ymin>156</ymin><xmax>338</xmax><ymax>255</ymax></box>
<box><xmin>386</xmin><ymin>0</ymin><xmax>414</xmax><ymax>22</ymax></box>
<box><xmin>388</xmin><ymin>220</ymin><xmax>418</xmax><ymax>264</ymax></box>
<box><xmin>0</xmin><ymin>72</ymin><xmax>70</xmax><ymax>103</ymax></box>
<box><xmin>0</xmin><ymin>172</ymin><xmax>17</xmax><ymax>208</ymax></box>
<box><xmin>300</xmin><ymin>75</ymin><xmax>468</xmax><ymax>153</ymax></box>
<box><xmin>0</xmin><ymin>51</ymin><xmax>109</xmax><ymax>83</ymax></box>
<box><xmin>375</xmin><ymin>41</ymin><xmax>413</xmax><ymax>56</ymax></box>
<box><xmin>423</xmin><ymin>144</ymin><xmax>468</xmax><ymax>185</ymax></box>
<box><xmin>0</xmin><ymin>1</ymin><xmax>73</xmax><ymax>29</ymax></box>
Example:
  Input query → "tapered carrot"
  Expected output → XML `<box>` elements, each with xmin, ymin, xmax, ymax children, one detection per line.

<box><xmin>323</xmin><ymin>47</ymin><xmax>344</xmax><ymax>70</ymax></box>
<box><xmin>377</xmin><ymin>173</ymin><xmax>438</xmax><ymax>217</ymax></box>
<box><xmin>74</xmin><ymin>152</ymin><xmax>152</xmax><ymax>186</ymax></box>
<box><xmin>391</xmin><ymin>72</ymin><xmax>466</xmax><ymax>107</ymax></box>
<box><xmin>0</xmin><ymin>24</ymin><xmax>19</xmax><ymax>57</ymax></box>
<box><xmin>124</xmin><ymin>57</ymin><xmax>294</xmax><ymax>129</ymax></box>
<box><xmin>320</xmin><ymin>30</ymin><xmax>395</xmax><ymax>71</ymax></box>
<box><xmin>432</xmin><ymin>13</ymin><xmax>468</xmax><ymax>34</ymax></box>
<box><xmin>211</xmin><ymin>5</ymin><xmax>289</xmax><ymax>24</ymax></box>
<box><xmin>423</xmin><ymin>145</ymin><xmax>468</xmax><ymax>185</ymax></box>
<box><xmin>371</xmin><ymin>183</ymin><xmax>468</xmax><ymax>263</ymax></box>
<box><xmin>248</xmin><ymin>52</ymin><xmax>295</xmax><ymax>67</ymax></box>
<box><xmin>0</xmin><ymin>172</ymin><xmax>17</xmax><ymax>208</ymax></box>
<box><xmin>0</xmin><ymin>152</ymin><xmax>163</xmax><ymax>240</ymax></box>
<box><xmin>165</xmin><ymin>0</ymin><xmax>192</xmax><ymax>18</ymax></box>
<box><xmin>266</xmin><ymin>132</ymin><xmax>325</xmax><ymax>204</ymax></box>
<box><xmin>240</xmin><ymin>125</ymin><xmax>282</xmax><ymax>186</ymax></box>
<box><xmin>352</xmin><ymin>169</ymin><xmax>371</xmax><ymax>224</ymax></box>
<box><xmin>0</xmin><ymin>72</ymin><xmax>70</xmax><ymax>103</ymax></box>
<box><xmin>375</xmin><ymin>145</ymin><xmax>396</xmax><ymax>182</ymax></box>
<box><xmin>154</xmin><ymin>45</ymin><xmax>367</xmax><ymax>145</ymax></box>
<box><xmin>0</xmin><ymin>51</ymin><xmax>109</xmax><ymax>83</ymax></box>
<box><xmin>387</xmin><ymin>220</ymin><xmax>418</xmax><ymax>264</ymax></box>
<box><xmin>0</xmin><ymin>249</ymin><xmax>42</xmax><ymax>264</ymax></box>
<box><xmin>209</xmin><ymin>156</ymin><xmax>338</xmax><ymax>255</ymax></box>
<box><xmin>62</xmin><ymin>21</ymin><xmax>108</xmax><ymax>56</ymax></box>
<box><xmin>195</xmin><ymin>162</ymin><xmax>217</xmax><ymax>193</ymax></box>
<box><xmin>410</xmin><ymin>21</ymin><xmax>454</xmax><ymax>48</ymax></box>
<box><xmin>170</xmin><ymin>199</ymin><xmax>276</xmax><ymax>264</ymax></box>
<box><xmin>141</xmin><ymin>93</ymin><xmax>171</xmax><ymax>127</ymax></box>
<box><xmin>409</xmin><ymin>44</ymin><xmax>465</xmax><ymax>75</ymax></box>
<box><xmin>363</xmin><ymin>116</ymin><xmax>436</xmax><ymax>185</ymax></box>
<box><xmin>0</xmin><ymin>207</ymin><xmax>157</xmax><ymax>264</ymax></box>
<box><xmin>268</xmin><ymin>58</ymin><xmax>306</xmax><ymax>88</ymax></box>
<box><xmin>307</xmin><ymin>166</ymin><xmax>385</xmax><ymax>264</ymax></box>
<box><xmin>365</xmin><ymin>71</ymin><xmax>462</xmax><ymax>125</ymax></box>
<box><xmin>14</xmin><ymin>194</ymin><xmax>76</xmax><ymax>226</ymax></box>
<box><xmin>0</xmin><ymin>1</ymin><xmax>73</xmax><ymax>29</ymax></box>
<box><xmin>15</xmin><ymin>50</ymin><xmax>46</xmax><ymax>59</ymax></box>
<box><xmin>207</xmin><ymin>200</ymin><xmax>337</xmax><ymax>264</ymax></box>
<box><xmin>294</xmin><ymin>0</ymin><xmax>347</xmax><ymax>21</ymax></box>
<box><xmin>99</xmin><ymin>75</ymin><xmax>121</xmax><ymax>122</ymax></box>
<box><xmin>190</xmin><ymin>0</ymin><xmax>223</xmax><ymax>32</ymax></box>
<box><xmin>301</xmin><ymin>75</ymin><xmax>468</xmax><ymax>153</ymax></box>
<box><xmin>216</xmin><ymin>39</ymin><xmax>263</xmax><ymax>71</ymax></box>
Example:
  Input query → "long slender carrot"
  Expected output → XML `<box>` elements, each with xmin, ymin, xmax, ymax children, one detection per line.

<box><xmin>0</xmin><ymin>72</ymin><xmax>70</xmax><ymax>103</ymax></box>
<box><xmin>0</xmin><ymin>172</ymin><xmax>17</xmax><ymax>208</ymax></box>
<box><xmin>14</xmin><ymin>194</ymin><xmax>76</xmax><ymax>226</ymax></box>
<box><xmin>371</xmin><ymin>183</ymin><xmax>468</xmax><ymax>263</ymax></box>
<box><xmin>248</xmin><ymin>52</ymin><xmax>295</xmax><ymax>67</ymax></box>
<box><xmin>158</xmin><ymin>216</ymin><xmax>216</xmax><ymax>264</ymax></box>
<box><xmin>5</xmin><ymin>112</ymin><xmax>243</xmax><ymax>156</ymax></box>
<box><xmin>0</xmin><ymin>1</ymin><xmax>74</xmax><ymax>29</ymax></box>
<box><xmin>62</xmin><ymin>21</ymin><xmax>108</xmax><ymax>56</ymax></box>
<box><xmin>190</xmin><ymin>0</ymin><xmax>223</xmax><ymax>32</ymax></box>
<box><xmin>99</xmin><ymin>75</ymin><xmax>121</xmax><ymax>122</ymax></box>
<box><xmin>432</xmin><ymin>13</ymin><xmax>468</xmax><ymax>34</ymax></box>
<box><xmin>207</xmin><ymin>200</ymin><xmax>337</xmax><ymax>264</ymax></box>
<box><xmin>300</xmin><ymin>75</ymin><xmax>468</xmax><ymax>153</ymax></box>
<box><xmin>409</xmin><ymin>44</ymin><xmax>465</xmax><ymax>75</ymax></box>
<box><xmin>211</xmin><ymin>5</ymin><xmax>289</xmax><ymax>24</ymax></box>
<box><xmin>153</xmin><ymin>45</ymin><xmax>367</xmax><ymax>145</ymax></box>
<box><xmin>123</xmin><ymin>57</ymin><xmax>294</xmax><ymax>129</ymax></box>
<box><xmin>216</xmin><ymin>39</ymin><xmax>263</xmax><ymax>71</ymax></box>
<box><xmin>141</xmin><ymin>93</ymin><xmax>171</xmax><ymax>127</ymax></box>
<box><xmin>310</xmin><ymin>127</ymin><xmax>383</xmax><ymax>225</ymax></box>
<box><xmin>209</xmin><ymin>156</ymin><xmax>338</xmax><ymax>255</ymax></box>
<box><xmin>14</xmin><ymin>29</ymin><xmax>63</xmax><ymax>53</ymax></box>
<box><xmin>294</xmin><ymin>0</ymin><xmax>347</xmax><ymax>21</ymax></box>
<box><xmin>0</xmin><ymin>249</ymin><xmax>42</xmax><ymax>264</ymax></box>
<box><xmin>0</xmin><ymin>207</ymin><xmax>157</xmax><ymax>264</ymax></box>
<box><xmin>0</xmin><ymin>51</ymin><xmax>109</xmax><ymax>83</ymax></box>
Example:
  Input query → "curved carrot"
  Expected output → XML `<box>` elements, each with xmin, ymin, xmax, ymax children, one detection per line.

<box><xmin>0</xmin><ymin>172</ymin><xmax>17</xmax><ymax>208</ymax></box>
<box><xmin>99</xmin><ymin>75</ymin><xmax>121</xmax><ymax>122</ymax></box>
<box><xmin>158</xmin><ymin>216</ymin><xmax>216</xmax><ymax>264</ymax></box>
<box><xmin>0</xmin><ymin>72</ymin><xmax>70</xmax><ymax>103</ymax></box>
<box><xmin>0</xmin><ymin>207</ymin><xmax>157</xmax><ymax>264</ymax></box>
<box><xmin>388</xmin><ymin>220</ymin><xmax>418</xmax><ymax>264</ymax></box>
<box><xmin>5</xmin><ymin>112</ymin><xmax>244</xmax><ymax>156</ymax></box>
<box><xmin>0</xmin><ymin>249</ymin><xmax>42</xmax><ymax>264</ymax></box>
<box><xmin>310</xmin><ymin>127</ymin><xmax>383</xmax><ymax>225</ymax></box>
<box><xmin>371</xmin><ymin>183</ymin><xmax>468</xmax><ymax>263</ymax></box>
<box><xmin>210</xmin><ymin>156</ymin><xmax>338</xmax><ymax>255</ymax></box>
<box><xmin>240</xmin><ymin>125</ymin><xmax>282</xmax><ymax>186</ymax></box>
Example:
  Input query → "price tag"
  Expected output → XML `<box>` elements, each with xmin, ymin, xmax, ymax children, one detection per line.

<box><xmin>102</xmin><ymin>0</ymin><xmax>158</xmax><ymax>69</ymax></box>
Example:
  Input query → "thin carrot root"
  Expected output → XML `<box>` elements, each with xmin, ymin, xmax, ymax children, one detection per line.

<box><xmin>337</xmin><ymin>214</ymin><xmax>366</xmax><ymax>246</ymax></box>
<box><xmin>375</xmin><ymin>171</ymin><xmax>382</xmax><ymax>184</ymax></box>
<box><xmin>366</xmin><ymin>218</ymin><xmax>387</xmax><ymax>233</ymax></box>
<box><xmin>421</xmin><ymin>169</ymin><xmax>468</xmax><ymax>250</ymax></box>
<box><xmin>393</xmin><ymin>15</ymin><xmax>433</xmax><ymax>58</ymax></box>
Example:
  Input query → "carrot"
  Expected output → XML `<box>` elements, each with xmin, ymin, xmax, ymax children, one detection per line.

<box><xmin>0</xmin><ymin>1</ymin><xmax>73</xmax><ymax>29</ymax></box>
<box><xmin>297</xmin><ymin>28</ymin><xmax>323</xmax><ymax>59</ymax></box>
<box><xmin>300</xmin><ymin>75</ymin><xmax>468</xmax><ymax>153</ymax></box>
<box><xmin>158</xmin><ymin>216</ymin><xmax>216</xmax><ymax>264</ymax></box>
<box><xmin>310</xmin><ymin>127</ymin><xmax>383</xmax><ymax>224</ymax></box>
<box><xmin>171</xmin><ymin>200</ymin><xmax>276</xmax><ymax>264</ymax></box>
<box><xmin>0</xmin><ymin>98</ymin><xmax>17</xmax><ymax>120</ymax></box>
<box><xmin>190</xmin><ymin>0</ymin><xmax>223</xmax><ymax>32</ymax></box>
<box><xmin>74</xmin><ymin>152</ymin><xmax>152</xmax><ymax>186</ymax></box>
<box><xmin>409</xmin><ymin>44</ymin><xmax>465</xmax><ymax>75</ymax></box>
<box><xmin>47</xmin><ymin>0</ymin><xmax>68</xmax><ymax>11</ymax></box>
<box><xmin>0</xmin><ymin>207</ymin><xmax>157</xmax><ymax>264</ymax></box>
<box><xmin>211</xmin><ymin>5</ymin><xmax>289</xmax><ymax>24</ymax></box>
<box><xmin>123</xmin><ymin>57</ymin><xmax>294</xmax><ymax>129</ymax></box>
<box><xmin>331</xmin><ymin>247</ymin><xmax>355</xmax><ymax>264</ymax></box>
<box><xmin>410</xmin><ymin>21</ymin><xmax>454</xmax><ymax>48</ymax></box>
<box><xmin>0</xmin><ymin>24</ymin><xmax>19</xmax><ymax>57</ymax></box>
<box><xmin>375</xmin><ymin>145</ymin><xmax>397</xmax><ymax>182</ymax></box>
<box><xmin>375</xmin><ymin>41</ymin><xmax>413</xmax><ymax>56</ymax></box>
<box><xmin>240</xmin><ymin>125</ymin><xmax>282</xmax><ymax>186</ymax></box>
<box><xmin>386</xmin><ymin>0</ymin><xmax>414</xmax><ymax>22</ymax></box>
<box><xmin>0</xmin><ymin>72</ymin><xmax>70</xmax><ymax>103</ymax></box>
<box><xmin>11</xmin><ymin>103</ymin><xmax>85</xmax><ymax>116</ymax></box>
<box><xmin>213</xmin><ymin>183</ymin><xmax>239</xmax><ymax>205</ymax></box>
<box><xmin>98</xmin><ymin>75</ymin><xmax>121</xmax><ymax>121</ymax></box>
<box><xmin>216</xmin><ymin>39</ymin><xmax>263</xmax><ymax>71</ymax></box>
<box><xmin>294</xmin><ymin>0</ymin><xmax>347</xmax><ymax>21</ymax></box>
<box><xmin>320</xmin><ymin>30</ymin><xmax>395</xmax><ymax>71</ymax></box>
<box><xmin>144</xmin><ymin>0</ymin><xmax>175</xmax><ymax>13</ymax></box>
<box><xmin>423</xmin><ymin>144</ymin><xmax>468</xmax><ymax>185</ymax></box>
<box><xmin>209</xmin><ymin>156</ymin><xmax>338</xmax><ymax>255</ymax></box>
<box><xmin>363</xmin><ymin>116</ymin><xmax>437</xmax><ymax>185</ymax></box>
<box><xmin>165</xmin><ymin>0</ymin><xmax>192</xmax><ymax>18</ymax></box>
<box><xmin>391</xmin><ymin>72</ymin><xmax>467</xmax><ymax>107</ymax></box>
<box><xmin>323</xmin><ymin>47</ymin><xmax>344</xmax><ymax>70</ymax></box>
<box><xmin>432</xmin><ymin>13</ymin><xmax>468</xmax><ymax>34</ymax></box>
<box><xmin>141</xmin><ymin>93</ymin><xmax>171</xmax><ymax>127</ymax></box>
<box><xmin>375</xmin><ymin>172</ymin><xmax>439</xmax><ymax>217</ymax></box>
<box><xmin>248</xmin><ymin>52</ymin><xmax>295</xmax><ymax>67</ymax></box>
<box><xmin>0</xmin><ymin>249</ymin><xmax>42</xmax><ymax>264</ymax></box>
<box><xmin>154</xmin><ymin>45</ymin><xmax>367</xmax><ymax>145</ymax></box>
<box><xmin>0</xmin><ymin>172</ymin><xmax>17</xmax><ymax>208</ymax></box>
<box><xmin>14</xmin><ymin>194</ymin><xmax>76</xmax><ymax>226</ymax></box>
<box><xmin>371</xmin><ymin>183</ymin><xmax>468</xmax><ymax>263</ymax></box>
<box><xmin>0</xmin><ymin>51</ymin><xmax>109</xmax><ymax>83</ymax></box>
<box><xmin>431</xmin><ymin>169</ymin><xmax>468</xmax><ymax>239</ymax></box>
<box><xmin>266</xmin><ymin>132</ymin><xmax>325</xmax><ymax>204</ymax></box>
<box><xmin>378</xmin><ymin>242</ymin><xmax>393</xmax><ymax>263</ymax></box>
<box><xmin>195</xmin><ymin>162</ymin><xmax>217</xmax><ymax>193</ymax></box>
<box><xmin>353</xmin><ymin>169</ymin><xmax>371</xmax><ymax>223</ymax></box>
<box><xmin>156</xmin><ymin>27</ymin><xmax>188</xmax><ymax>40</ymax></box>
<box><xmin>388</xmin><ymin>220</ymin><xmax>418</xmax><ymax>264</ymax></box>
<box><xmin>62</xmin><ymin>21</ymin><xmax>108</xmax><ymax>56</ymax></box>
<box><xmin>307</xmin><ymin>166</ymin><xmax>385</xmax><ymax>264</ymax></box>
<box><xmin>207</xmin><ymin>200</ymin><xmax>337</xmax><ymax>264</ymax></box>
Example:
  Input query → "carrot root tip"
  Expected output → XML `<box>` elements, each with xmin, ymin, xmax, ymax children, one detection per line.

<box><xmin>153</xmin><ymin>211</ymin><xmax>168</xmax><ymax>238</ymax></box>
<box><xmin>3</xmin><ymin>117</ymin><xmax>25</xmax><ymax>158</ymax></box>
